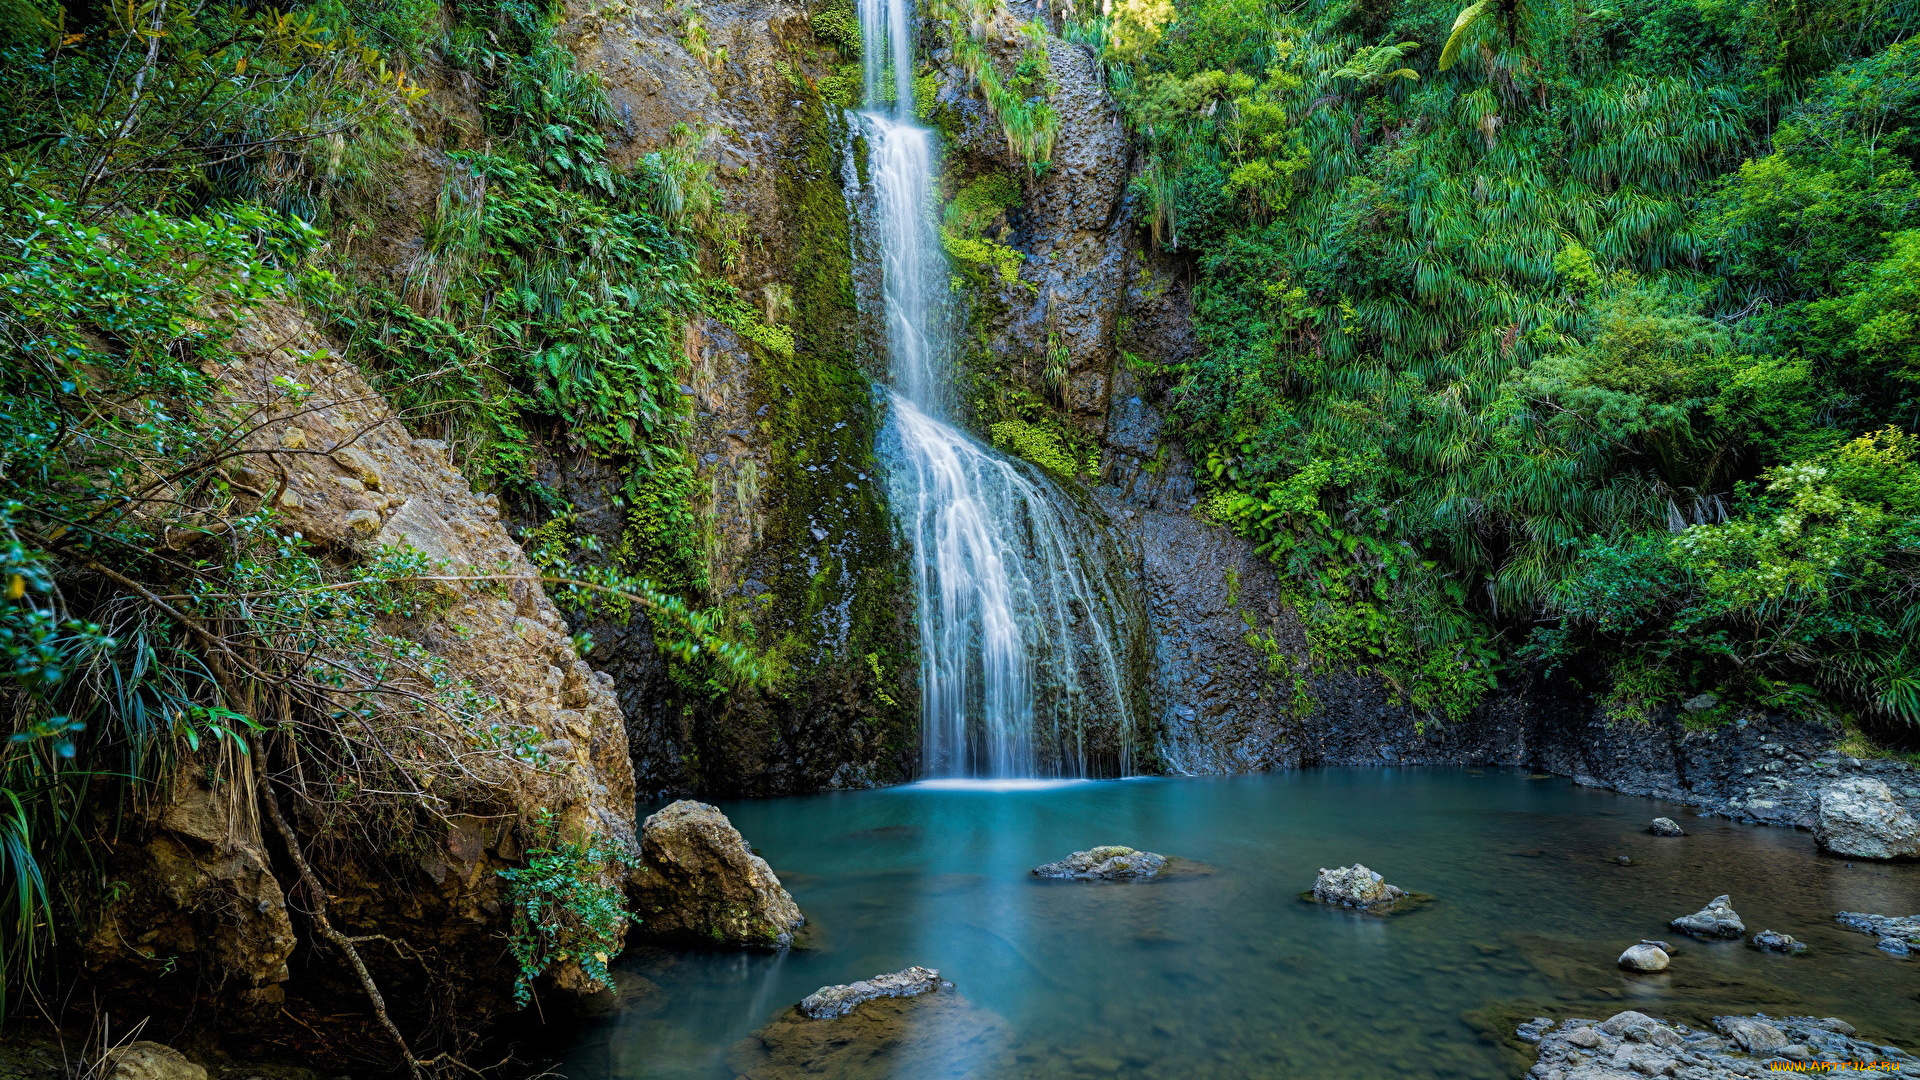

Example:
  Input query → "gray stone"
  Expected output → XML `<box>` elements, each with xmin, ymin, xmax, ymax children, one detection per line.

<box><xmin>1649</xmin><ymin>817</ymin><xmax>1686</xmax><ymax>836</ymax></box>
<box><xmin>1814</xmin><ymin>778</ymin><xmax>1920</xmax><ymax>859</ymax></box>
<box><xmin>1750</xmin><ymin>930</ymin><xmax>1807</xmax><ymax>954</ymax></box>
<box><xmin>1618</xmin><ymin>943</ymin><xmax>1670</xmax><ymax>972</ymax></box>
<box><xmin>1518</xmin><ymin>1017</ymin><xmax>1556</xmax><ymax>1043</ymax></box>
<box><xmin>1683</xmin><ymin>693</ymin><xmax>1719</xmax><ymax>712</ymax></box>
<box><xmin>1310</xmin><ymin>863</ymin><xmax>1407</xmax><ymax>908</ymax></box>
<box><xmin>1671</xmin><ymin>895</ymin><xmax>1745</xmax><ymax>939</ymax></box>
<box><xmin>1599</xmin><ymin>1011</ymin><xmax>1660</xmax><ymax>1037</ymax></box>
<box><xmin>1716</xmin><ymin>1017</ymin><xmax>1787</xmax><ymax>1055</ymax></box>
<box><xmin>1031</xmin><ymin>845</ymin><xmax>1168</xmax><ymax>880</ymax></box>
<box><xmin>798</xmin><ymin>966</ymin><xmax>949</xmax><ymax>1019</ymax></box>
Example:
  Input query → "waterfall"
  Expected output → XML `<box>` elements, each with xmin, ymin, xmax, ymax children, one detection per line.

<box><xmin>849</xmin><ymin>0</ymin><xmax>1144</xmax><ymax>779</ymax></box>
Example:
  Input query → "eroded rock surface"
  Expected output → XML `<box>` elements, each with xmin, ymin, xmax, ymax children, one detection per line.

<box><xmin>634</xmin><ymin>800</ymin><xmax>805</xmax><ymax>946</ymax></box>
<box><xmin>1815</xmin><ymin>777</ymin><xmax>1920</xmax><ymax>859</ymax></box>
<box><xmin>1031</xmin><ymin>845</ymin><xmax>1168</xmax><ymax>880</ymax></box>
<box><xmin>1650</xmin><ymin>817</ymin><xmax>1687</xmax><ymax>836</ymax></box>
<box><xmin>1522</xmin><ymin>1011</ymin><xmax>1913</xmax><ymax>1078</ymax></box>
<box><xmin>1311</xmin><ymin>864</ymin><xmax>1408</xmax><ymax>908</ymax></box>
<box><xmin>1671</xmin><ymin>895</ymin><xmax>1746</xmax><ymax>939</ymax></box>
<box><xmin>88</xmin><ymin>302</ymin><xmax>639</xmax><ymax>1020</ymax></box>
<box><xmin>799</xmin><ymin>967</ymin><xmax>949</xmax><ymax>1019</ymax></box>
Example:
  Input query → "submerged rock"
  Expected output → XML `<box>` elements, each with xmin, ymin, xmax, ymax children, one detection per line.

<box><xmin>1524</xmin><ymin>1011</ymin><xmax>1914</xmax><ymax>1079</ymax></box>
<box><xmin>1031</xmin><ymin>845</ymin><xmax>1168</xmax><ymax>880</ymax></box>
<box><xmin>1649</xmin><ymin>817</ymin><xmax>1687</xmax><ymax>836</ymax></box>
<box><xmin>632</xmin><ymin>800</ymin><xmax>805</xmax><ymax>947</ymax></box>
<box><xmin>799</xmin><ymin>967</ymin><xmax>950</xmax><ymax>1020</ymax></box>
<box><xmin>1814</xmin><ymin>778</ymin><xmax>1920</xmax><ymax>859</ymax></box>
<box><xmin>1835</xmin><ymin>911</ymin><xmax>1920</xmax><ymax>954</ymax></box>
<box><xmin>1670</xmin><ymin>894</ymin><xmax>1746</xmax><ymax>939</ymax></box>
<box><xmin>1751</xmin><ymin>929</ymin><xmax>1808</xmax><ymax>954</ymax></box>
<box><xmin>1311</xmin><ymin>863</ymin><xmax>1407</xmax><ymax>908</ymax></box>
<box><xmin>1617</xmin><ymin>942</ymin><xmax>1670</xmax><ymax>972</ymax></box>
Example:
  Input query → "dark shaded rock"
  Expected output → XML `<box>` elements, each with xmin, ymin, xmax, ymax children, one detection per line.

<box><xmin>1617</xmin><ymin>943</ymin><xmax>1670</xmax><ymax>971</ymax></box>
<box><xmin>1751</xmin><ymin>930</ymin><xmax>1808</xmax><ymax>954</ymax></box>
<box><xmin>104</xmin><ymin>1043</ymin><xmax>207</xmax><ymax>1080</ymax></box>
<box><xmin>799</xmin><ymin>967</ymin><xmax>949</xmax><ymax>1019</ymax></box>
<box><xmin>1671</xmin><ymin>894</ymin><xmax>1745</xmax><ymax>939</ymax></box>
<box><xmin>1649</xmin><ymin>817</ymin><xmax>1686</xmax><ymax>836</ymax></box>
<box><xmin>632</xmin><ymin>801</ymin><xmax>804</xmax><ymax>947</ymax></box>
<box><xmin>1815</xmin><ymin>777</ymin><xmax>1920</xmax><ymax>859</ymax></box>
<box><xmin>1031</xmin><ymin>845</ymin><xmax>1167</xmax><ymax>880</ymax></box>
<box><xmin>1311</xmin><ymin>863</ymin><xmax>1407</xmax><ymax>908</ymax></box>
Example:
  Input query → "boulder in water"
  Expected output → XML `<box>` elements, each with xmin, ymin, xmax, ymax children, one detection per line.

<box><xmin>1750</xmin><ymin>930</ymin><xmax>1808</xmax><ymax>954</ymax></box>
<box><xmin>1618</xmin><ymin>942</ymin><xmax>1671</xmax><ymax>972</ymax></box>
<box><xmin>1835</xmin><ymin>910</ymin><xmax>1920</xmax><ymax>953</ymax></box>
<box><xmin>1311</xmin><ymin>863</ymin><xmax>1407</xmax><ymax>908</ymax></box>
<box><xmin>729</xmin><ymin>969</ymin><xmax>1010</xmax><ymax>1080</ymax></box>
<box><xmin>1031</xmin><ymin>845</ymin><xmax>1167</xmax><ymax>880</ymax></box>
<box><xmin>1649</xmin><ymin>817</ymin><xmax>1687</xmax><ymax>836</ymax></box>
<box><xmin>632</xmin><ymin>800</ymin><xmax>805</xmax><ymax>947</ymax></box>
<box><xmin>1814</xmin><ymin>778</ymin><xmax>1920</xmax><ymax>859</ymax></box>
<box><xmin>799</xmin><ymin>966</ymin><xmax>950</xmax><ymax>1019</ymax></box>
<box><xmin>1670</xmin><ymin>894</ymin><xmax>1745</xmax><ymax>939</ymax></box>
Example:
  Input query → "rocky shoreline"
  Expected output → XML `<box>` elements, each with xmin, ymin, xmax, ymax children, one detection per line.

<box><xmin>1519</xmin><ymin>1010</ymin><xmax>1917</xmax><ymax>1079</ymax></box>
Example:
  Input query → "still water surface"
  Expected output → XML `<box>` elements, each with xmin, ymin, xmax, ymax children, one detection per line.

<box><xmin>562</xmin><ymin>769</ymin><xmax>1920</xmax><ymax>1079</ymax></box>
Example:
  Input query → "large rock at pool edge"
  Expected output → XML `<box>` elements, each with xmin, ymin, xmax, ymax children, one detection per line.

<box><xmin>1670</xmin><ymin>894</ymin><xmax>1745</xmax><ymax>939</ymax></box>
<box><xmin>1311</xmin><ymin>863</ymin><xmax>1407</xmax><ymax>908</ymax></box>
<box><xmin>1814</xmin><ymin>777</ymin><xmax>1920</xmax><ymax>859</ymax></box>
<box><xmin>1031</xmin><ymin>845</ymin><xmax>1168</xmax><ymax>880</ymax></box>
<box><xmin>632</xmin><ymin>800</ymin><xmax>804</xmax><ymax>947</ymax></box>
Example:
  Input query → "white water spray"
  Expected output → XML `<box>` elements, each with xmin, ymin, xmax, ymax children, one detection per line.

<box><xmin>849</xmin><ymin>0</ymin><xmax>1143</xmax><ymax>778</ymax></box>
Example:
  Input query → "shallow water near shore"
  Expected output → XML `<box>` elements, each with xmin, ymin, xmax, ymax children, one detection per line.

<box><xmin>561</xmin><ymin>769</ymin><xmax>1920</xmax><ymax>1079</ymax></box>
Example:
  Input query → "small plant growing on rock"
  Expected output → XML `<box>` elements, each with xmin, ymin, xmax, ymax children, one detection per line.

<box><xmin>499</xmin><ymin>811</ymin><xmax>640</xmax><ymax>1005</ymax></box>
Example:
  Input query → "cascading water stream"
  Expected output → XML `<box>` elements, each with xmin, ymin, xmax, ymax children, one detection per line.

<box><xmin>849</xmin><ymin>0</ymin><xmax>1144</xmax><ymax>779</ymax></box>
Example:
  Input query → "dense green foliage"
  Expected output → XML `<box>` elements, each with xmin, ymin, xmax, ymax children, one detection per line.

<box><xmin>1084</xmin><ymin>0</ymin><xmax>1920</xmax><ymax>730</ymax></box>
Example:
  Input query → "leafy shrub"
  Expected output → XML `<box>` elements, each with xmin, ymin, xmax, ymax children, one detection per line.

<box><xmin>498</xmin><ymin>811</ymin><xmax>639</xmax><ymax>1005</ymax></box>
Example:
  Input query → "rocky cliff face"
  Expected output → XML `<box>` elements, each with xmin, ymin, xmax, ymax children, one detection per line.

<box><xmin>554</xmin><ymin>0</ymin><xmax>920</xmax><ymax>800</ymax></box>
<box><xmin>86</xmin><ymin>302</ymin><xmax>641</xmax><ymax>1053</ymax></box>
